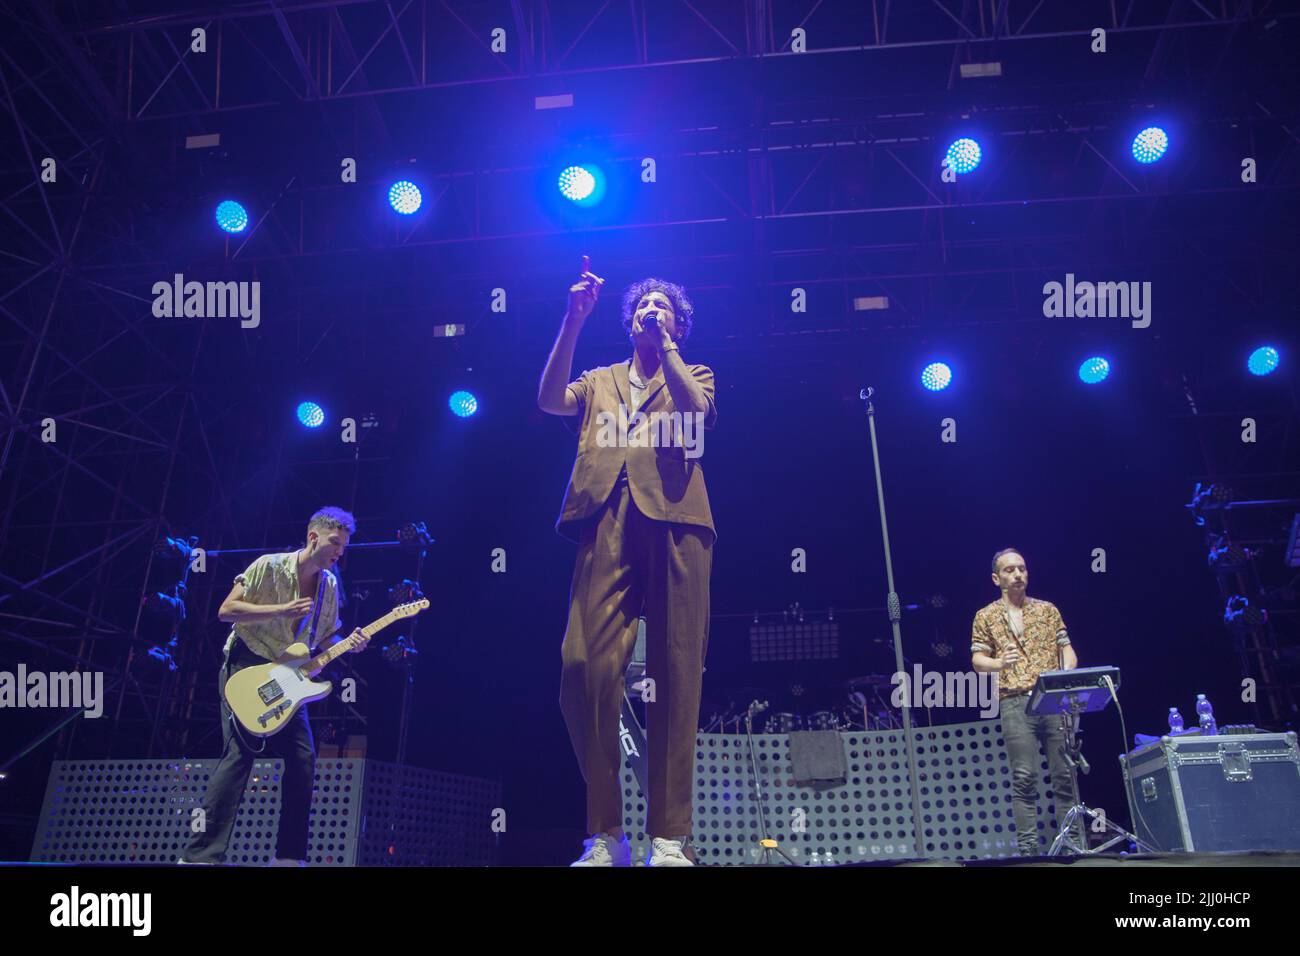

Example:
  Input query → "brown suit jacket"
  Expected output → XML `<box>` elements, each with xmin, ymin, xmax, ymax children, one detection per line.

<box><xmin>555</xmin><ymin>358</ymin><xmax>717</xmax><ymax>543</ymax></box>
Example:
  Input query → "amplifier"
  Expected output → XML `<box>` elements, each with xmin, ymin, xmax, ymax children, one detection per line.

<box><xmin>1120</xmin><ymin>731</ymin><xmax>1300</xmax><ymax>852</ymax></box>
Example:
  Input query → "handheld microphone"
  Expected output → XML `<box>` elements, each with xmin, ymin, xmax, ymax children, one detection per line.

<box><xmin>644</xmin><ymin>311</ymin><xmax>659</xmax><ymax>328</ymax></box>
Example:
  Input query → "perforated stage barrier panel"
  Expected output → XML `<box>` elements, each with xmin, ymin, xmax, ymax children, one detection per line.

<box><xmin>622</xmin><ymin>721</ymin><xmax>1062</xmax><ymax>864</ymax></box>
<box><xmin>31</xmin><ymin>758</ymin><xmax>502</xmax><ymax>866</ymax></box>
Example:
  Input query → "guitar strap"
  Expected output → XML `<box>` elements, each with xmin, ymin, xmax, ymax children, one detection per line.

<box><xmin>298</xmin><ymin>570</ymin><xmax>329</xmax><ymax>650</ymax></box>
<box><xmin>229</xmin><ymin>567</ymin><xmax>329</xmax><ymax>754</ymax></box>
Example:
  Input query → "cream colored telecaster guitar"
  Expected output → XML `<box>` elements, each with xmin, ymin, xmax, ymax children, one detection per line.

<box><xmin>224</xmin><ymin>599</ymin><xmax>430</xmax><ymax>737</ymax></box>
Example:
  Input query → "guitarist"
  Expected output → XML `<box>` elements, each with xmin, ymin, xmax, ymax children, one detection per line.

<box><xmin>180</xmin><ymin>507</ymin><xmax>368</xmax><ymax>866</ymax></box>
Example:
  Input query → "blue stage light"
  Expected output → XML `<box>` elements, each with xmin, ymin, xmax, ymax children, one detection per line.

<box><xmin>944</xmin><ymin>138</ymin><xmax>982</xmax><ymax>175</ymax></box>
<box><xmin>1078</xmin><ymin>356</ymin><xmax>1111</xmax><ymax>384</ymax></box>
<box><xmin>297</xmin><ymin>401</ymin><xmax>325</xmax><ymax>428</ymax></box>
<box><xmin>921</xmin><ymin>362</ymin><xmax>953</xmax><ymax>392</ymax></box>
<box><xmin>1247</xmin><ymin>346</ymin><xmax>1279</xmax><ymax>377</ymax></box>
<box><xmin>1131</xmin><ymin>127</ymin><xmax>1169</xmax><ymax>164</ymax></box>
<box><xmin>449</xmin><ymin>391</ymin><xmax>478</xmax><ymax>418</ymax></box>
<box><xmin>558</xmin><ymin>166</ymin><xmax>597</xmax><ymax>202</ymax></box>
<box><xmin>388</xmin><ymin>180</ymin><xmax>423</xmax><ymax>215</ymax></box>
<box><xmin>215</xmin><ymin>200</ymin><xmax>248</xmax><ymax>233</ymax></box>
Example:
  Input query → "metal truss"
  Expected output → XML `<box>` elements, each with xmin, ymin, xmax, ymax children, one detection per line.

<box><xmin>1</xmin><ymin>3</ymin><xmax>1291</xmax><ymax>297</ymax></box>
<box><xmin>0</xmin><ymin>0</ymin><xmax>1285</xmax><ymax>339</ymax></box>
<box><xmin>0</xmin><ymin>0</ymin><xmax>397</xmax><ymax>788</ymax></box>
<box><xmin>1189</xmin><ymin>488</ymin><xmax>1300</xmax><ymax>727</ymax></box>
<box><xmin>39</xmin><ymin>0</ymin><xmax>1292</xmax><ymax>120</ymax></box>
<box><xmin>0</xmin><ymin>26</ymin><xmax>190</xmax><ymax>787</ymax></box>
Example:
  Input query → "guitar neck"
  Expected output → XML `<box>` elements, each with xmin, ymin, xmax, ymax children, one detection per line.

<box><xmin>304</xmin><ymin>608</ymin><xmax>399</xmax><ymax>671</ymax></box>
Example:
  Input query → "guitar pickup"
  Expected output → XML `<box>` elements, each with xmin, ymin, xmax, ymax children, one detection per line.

<box><xmin>257</xmin><ymin>680</ymin><xmax>284</xmax><ymax>705</ymax></box>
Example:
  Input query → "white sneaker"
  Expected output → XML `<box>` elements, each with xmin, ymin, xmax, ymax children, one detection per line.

<box><xmin>570</xmin><ymin>833</ymin><xmax>632</xmax><ymax>867</ymax></box>
<box><xmin>646</xmin><ymin>837</ymin><xmax>694</xmax><ymax>867</ymax></box>
<box><xmin>176</xmin><ymin>858</ymin><xmax>213</xmax><ymax>865</ymax></box>
<box><xmin>268</xmin><ymin>858</ymin><xmax>306</xmax><ymax>867</ymax></box>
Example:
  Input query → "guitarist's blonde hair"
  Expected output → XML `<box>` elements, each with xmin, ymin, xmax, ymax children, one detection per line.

<box><xmin>307</xmin><ymin>506</ymin><xmax>356</xmax><ymax>540</ymax></box>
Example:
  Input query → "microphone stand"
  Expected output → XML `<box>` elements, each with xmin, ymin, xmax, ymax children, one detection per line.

<box><xmin>860</xmin><ymin>387</ymin><xmax>927</xmax><ymax>859</ymax></box>
<box><xmin>395</xmin><ymin>547</ymin><xmax>427</xmax><ymax>767</ymax></box>
<box><xmin>743</xmin><ymin>700</ymin><xmax>799</xmax><ymax>865</ymax></box>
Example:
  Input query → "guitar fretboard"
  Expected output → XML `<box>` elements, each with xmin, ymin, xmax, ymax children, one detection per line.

<box><xmin>296</xmin><ymin>600</ymin><xmax>427</xmax><ymax>675</ymax></box>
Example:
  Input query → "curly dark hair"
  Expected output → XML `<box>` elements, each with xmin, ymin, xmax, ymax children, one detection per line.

<box><xmin>620</xmin><ymin>277</ymin><xmax>695</xmax><ymax>344</ymax></box>
<box><xmin>308</xmin><ymin>506</ymin><xmax>356</xmax><ymax>539</ymax></box>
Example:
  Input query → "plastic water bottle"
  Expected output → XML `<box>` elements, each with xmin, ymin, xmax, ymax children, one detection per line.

<box><xmin>1195</xmin><ymin>695</ymin><xmax>1218</xmax><ymax>736</ymax></box>
<box><xmin>809</xmin><ymin>849</ymin><xmax>821</xmax><ymax>866</ymax></box>
<box><xmin>1168</xmin><ymin>707</ymin><xmax>1185</xmax><ymax>733</ymax></box>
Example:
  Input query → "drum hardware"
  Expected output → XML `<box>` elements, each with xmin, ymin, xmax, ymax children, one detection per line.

<box><xmin>807</xmin><ymin>710</ymin><xmax>841</xmax><ymax>731</ymax></box>
<box><xmin>764</xmin><ymin>712</ymin><xmax>804</xmax><ymax>734</ymax></box>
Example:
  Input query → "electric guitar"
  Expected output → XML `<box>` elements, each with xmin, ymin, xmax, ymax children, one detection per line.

<box><xmin>223</xmin><ymin>599</ymin><xmax>429</xmax><ymax>737</ymax></box>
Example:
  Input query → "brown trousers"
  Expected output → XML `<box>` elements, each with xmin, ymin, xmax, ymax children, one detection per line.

<box><xmin>559</xmin><ymin>476</ymin><xmax>712</xmax><ymax>837</ymax></box>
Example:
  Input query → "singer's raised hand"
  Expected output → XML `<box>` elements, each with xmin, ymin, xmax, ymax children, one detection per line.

<box><xmin>566</xmin><ymin>254</ymin><xmax>604</xmax><ymax>325</ymax></box>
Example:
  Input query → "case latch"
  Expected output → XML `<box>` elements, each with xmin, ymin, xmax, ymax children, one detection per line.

<box><xmin>1220</xmin><ymin>743</ymin><xmax>1252</xmax><ymax>782</ymax></box>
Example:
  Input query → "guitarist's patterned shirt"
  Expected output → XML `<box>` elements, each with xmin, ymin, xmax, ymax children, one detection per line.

<box><xmin>970</xmin><ymin>597</ymin><xmax>1071</xmax><ymax>699</ymax></box>
<box><xmin>221</xmin><ymin>551</ymin><xmax>341</xmax><ymax>661</ymax></box>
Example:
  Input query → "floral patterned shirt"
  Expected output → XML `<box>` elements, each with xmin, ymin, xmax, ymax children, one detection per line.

<box><xmin>970</xmin><ymin>596</ymin><xmax>1071</xmax><ymax>698</ymax></box>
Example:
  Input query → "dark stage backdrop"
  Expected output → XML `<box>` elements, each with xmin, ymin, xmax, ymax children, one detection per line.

<box><xmin>2</xmin><ymin>2</ymin><xmax>1297</xmax><ymax>865</ymax></box>
<box><xmin>152</xmin><ymin>300</ymin><xmax>1253</xmax><ymax>863</ymax></box>
<box><xmin>1</xmin><ymin>245</ymin><xmax>1286</xmax><ymax>867</ymax></box>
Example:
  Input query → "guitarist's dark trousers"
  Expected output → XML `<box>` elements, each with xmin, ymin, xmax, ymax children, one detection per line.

<box><xmin>182</xmin><ymin>639</ymin><xmax>316</xmax><ymax>863</ymax></box>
